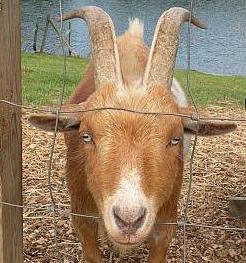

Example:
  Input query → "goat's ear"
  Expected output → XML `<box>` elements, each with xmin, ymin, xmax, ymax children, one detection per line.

<box><xmin>29</xmin><ymin>104</ymin><xmax>82</xmax><ymax>132</ymax></box>
<box><xmin>180</xmin><ymin>107</ymin><xmax>237</xmax><ymax>136</ymax></box>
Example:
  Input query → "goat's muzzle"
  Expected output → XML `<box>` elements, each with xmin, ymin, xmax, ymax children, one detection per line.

<box><xmin>113</xmin><ymin>206</ymin><xmax>147</xmax><ymax>235</ymax></box>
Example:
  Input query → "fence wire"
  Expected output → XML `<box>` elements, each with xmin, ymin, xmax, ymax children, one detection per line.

<box><xmin>21</xmin><ymin>9</ymin><xmax>78</xmax><ymax>55</ymax></box>
<box><xmin>183</xmin><ymin>1</ymin><xmax>197</xmax><ymax>262</ymax></box>
<box><xmin>1</xmin><ymin>200</ymin><xmax>245</xmax><ymax>232</ymax></box>
<box><xmin>0</xmin><ymin>99</ymin><xmax>246</xmax><ymax>122</ymax></box>
<box><xmin>0</xmin><ymin>0</ymin><xmax>246</xmax><ymax>262</ymax></box>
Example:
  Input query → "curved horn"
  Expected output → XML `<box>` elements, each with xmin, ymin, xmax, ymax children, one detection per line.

<box><xmin>143</xmin><ymin>7</ymin><xmax>206</xmax><ymax>89</ymax></box>
<box><xmin>59</xmin><ymin>6</ymin><xmax>123</xmax><ymax>89</ymax></box>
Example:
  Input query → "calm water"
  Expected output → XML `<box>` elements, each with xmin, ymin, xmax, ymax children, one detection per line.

<box><xmin>22</xmin><ymin>0</ymin><xmax>246</xmax><ymax>76</ymax></box>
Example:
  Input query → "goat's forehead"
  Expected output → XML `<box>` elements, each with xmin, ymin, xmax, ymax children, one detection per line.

<box><xmin>80</xmin><ymin>110</ymin><xmax>183</xmax><ymax>137</ymax></box>
<box><xmin>80</xmin><ymin>86</ymin><xmax>182</xmax><ymax>133</ymax></box>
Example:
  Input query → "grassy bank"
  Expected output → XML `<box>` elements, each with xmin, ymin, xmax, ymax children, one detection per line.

<box><xmin>22</xmin><ymin>53</ymin><xmax>246</xmax><ymax>107</ymax></box>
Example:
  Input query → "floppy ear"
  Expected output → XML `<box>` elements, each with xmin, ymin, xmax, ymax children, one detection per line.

<box><xmin>29</xmin><ymin>104</ymin><xmax>83</xmax><ymax>132</ymax></box>
<box><xmin>180</xmin><ymin>107</ymin><xmax>237</xmax><ymax>136</ymax></box>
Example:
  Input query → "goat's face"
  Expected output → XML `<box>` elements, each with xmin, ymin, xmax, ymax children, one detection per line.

<box><xmin>29</xmin><ymin>85</ymin><xmax>236</xmax><ymax>248</ymax></box>
<box><xmin>75</xmin><ymin>88</ymin><xmax>183</xmax><ymax>247</ymax></box>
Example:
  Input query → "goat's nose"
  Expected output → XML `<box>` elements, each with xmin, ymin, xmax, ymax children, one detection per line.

<box><xmin>113</xmin><ymin>206</ymin><xmax>147</xmax><ymax>233</ymax></box>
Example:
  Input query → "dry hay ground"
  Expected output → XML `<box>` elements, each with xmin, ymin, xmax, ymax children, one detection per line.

<box><xmin>22</xmin><ymin>105</ymin><xmax>246</xmax><ymax>263</ymax></box>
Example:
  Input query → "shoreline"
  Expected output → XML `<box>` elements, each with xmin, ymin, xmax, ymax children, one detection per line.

<box><xmin>21</xmin><ymin>53</ymin><xmax>246</xmax><ymax>107</ymax></box>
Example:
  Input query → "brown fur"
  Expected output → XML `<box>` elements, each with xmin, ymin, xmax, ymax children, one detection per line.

<box><xmin>30</xmin><ymin>19</ymin><xmax>236</xmax><ymax>263</ymax></box>
<box><xmin>64</xmin><ymin>27</ymin><xmax>184</xmax><ymax>261</ymax></box>
<box><xmin>65</xmin><ymin>88</ymin><xmax>183</xmax><ymax>262</ymax></box>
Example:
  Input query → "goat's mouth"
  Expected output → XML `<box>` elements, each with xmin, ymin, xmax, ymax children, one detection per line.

<box><xmin>105</xmin><ymin>216</ymin><xmax>154</xmax><ymax>250</ymax></box>
<box><xmin>102</xmin><ymin>201</ymin><xmax>157</xmax><ymax>249</ymax></box>
<box><xmin>103</xmin><ymin>206</ymin><xmax>157</xmax><ymax>249</ymax></box>
<box><xmin>109</xmin><ymin>234</ymin><xmax>143</xmax><ymax>249</ymax></box>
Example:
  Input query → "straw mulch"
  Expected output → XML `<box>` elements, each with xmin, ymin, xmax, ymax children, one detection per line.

<box><xmin>22</xmin><ymin>105</ymin><xmax>246</xmax><ymax>263</ymax></box>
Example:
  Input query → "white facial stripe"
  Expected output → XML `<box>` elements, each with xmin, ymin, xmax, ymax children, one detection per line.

<box><xmin>104</xmin><ymin>168</ymin><xmax>147</xmax><ymax>213</ymax></box>
<box><xmin>116</xmin><ymin>168</ymin><xmax>146</xmax><ymax>206</ymax></box>
<box><xmin>103</xmin><ymin>167</ymin><xmax>156</xmax><ymax>243</ymax></box>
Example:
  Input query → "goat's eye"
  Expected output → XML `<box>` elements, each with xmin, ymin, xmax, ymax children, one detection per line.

<box><xmin>170</xmin><ymin>137</ymin><xmax>180</xmax><ymax>146</ymax></box>
<box><xmin>82</xmin><ymin>133</ymin><xmax>93</xmax><ymax>144</ymax></box>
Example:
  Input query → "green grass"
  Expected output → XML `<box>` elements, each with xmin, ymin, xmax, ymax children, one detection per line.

<box><xmin>22</xmin><ymin>53</ymin><xmax>246</xmax><ymax>107</ymax></box>
<box><xmin>175</xmin><ymin>70</ymin><xmax>246</xmax><ymax>107</ymax></box>
<box><xmin>22</xmin><ymin>53</ymin><xmax>88</xmax><ymax>105</ymax></box>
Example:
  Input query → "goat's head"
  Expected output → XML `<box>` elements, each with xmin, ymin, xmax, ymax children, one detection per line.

<box><xmin>30</xmin><ymin>6</ymin><xmax>236</xmax><ymax>248</ymax></box>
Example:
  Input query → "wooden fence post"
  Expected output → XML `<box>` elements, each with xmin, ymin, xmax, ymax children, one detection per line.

<box><xmin>0</xmin><ymin>0</ymin><xmax>23</xmax><ymax>262</ymax></box>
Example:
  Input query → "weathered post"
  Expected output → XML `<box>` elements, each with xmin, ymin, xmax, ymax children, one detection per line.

<box><xmin>0</xmin><ymin>0</ymin><xmax>23</xmax><ymax>262</ymax></box>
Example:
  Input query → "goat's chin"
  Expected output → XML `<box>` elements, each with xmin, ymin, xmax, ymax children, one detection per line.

<box><xmin>107</xmin><ymin>232</ymin><xmax>147</xmax><ymax>251</ymax></box>
<box><xmin>110</xmin><ymin>237</ymin><xmax>141</xmax><ymax>251</ymax></box>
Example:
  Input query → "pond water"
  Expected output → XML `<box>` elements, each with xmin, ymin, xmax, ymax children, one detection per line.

<box><xmin>22</xmin><ymin>0</ymin><xmax>246</xmax><ymax>76</ymax></box>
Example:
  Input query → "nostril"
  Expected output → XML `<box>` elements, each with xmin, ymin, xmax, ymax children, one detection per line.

<box><xmin>113</xmin><ymin>206</ymin><xmax>129</xmax><ymax>229</ymax></box>
<box><xmin>132</xmin><ymin>207</ymin><xmax>146</xmax><ymax>230</ymax></box>
<box><xmin>113</xmin><ymin>206</ymin><xmax>147</xmax><ymax>232</ymax></box>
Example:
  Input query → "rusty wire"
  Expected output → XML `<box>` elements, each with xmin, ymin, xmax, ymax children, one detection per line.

<box><xmin>183</xmin><ymin>0</ymin><xmax>198</xmax><ymax>262</ymax></box>
<box><xmin>45</xmin><ymin>0</ymin><xmax>67</xmax><ymax>259</ymax></box>
<box><xmin>0</xmin><ymin>0</ymin><xmax>246</xmax><ymax>262</ymax></box>
<box><xmin>0</xmin><ymin>200</ymin><xmax>246</xmax><ymax>232</ymax></box>
<box><xmin>0</xmin><ymin>99</ymin><xmax>246</xmax><ymax>122</ymax></box>
<box><xmin>48</xmin><ymin>0</ymin><xmax>70</xmax><ymax>259</ymax></box>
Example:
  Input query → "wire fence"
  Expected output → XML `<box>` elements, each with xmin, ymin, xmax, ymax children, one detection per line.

<box><xmin>21</xmin><ymin>12</ymin><xmax>78</xmax><ymax>56</ymax></box>
<box><xmin>1</xmin><ymin>0</ymin><xmax>246</xmax><ymax>262</ymax></box>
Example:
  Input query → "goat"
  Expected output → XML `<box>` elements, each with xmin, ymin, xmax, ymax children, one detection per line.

<box><xmin>30</xmin><ymin>6</ymin><xmax>236</xmax><ymax>263</ymax></box>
